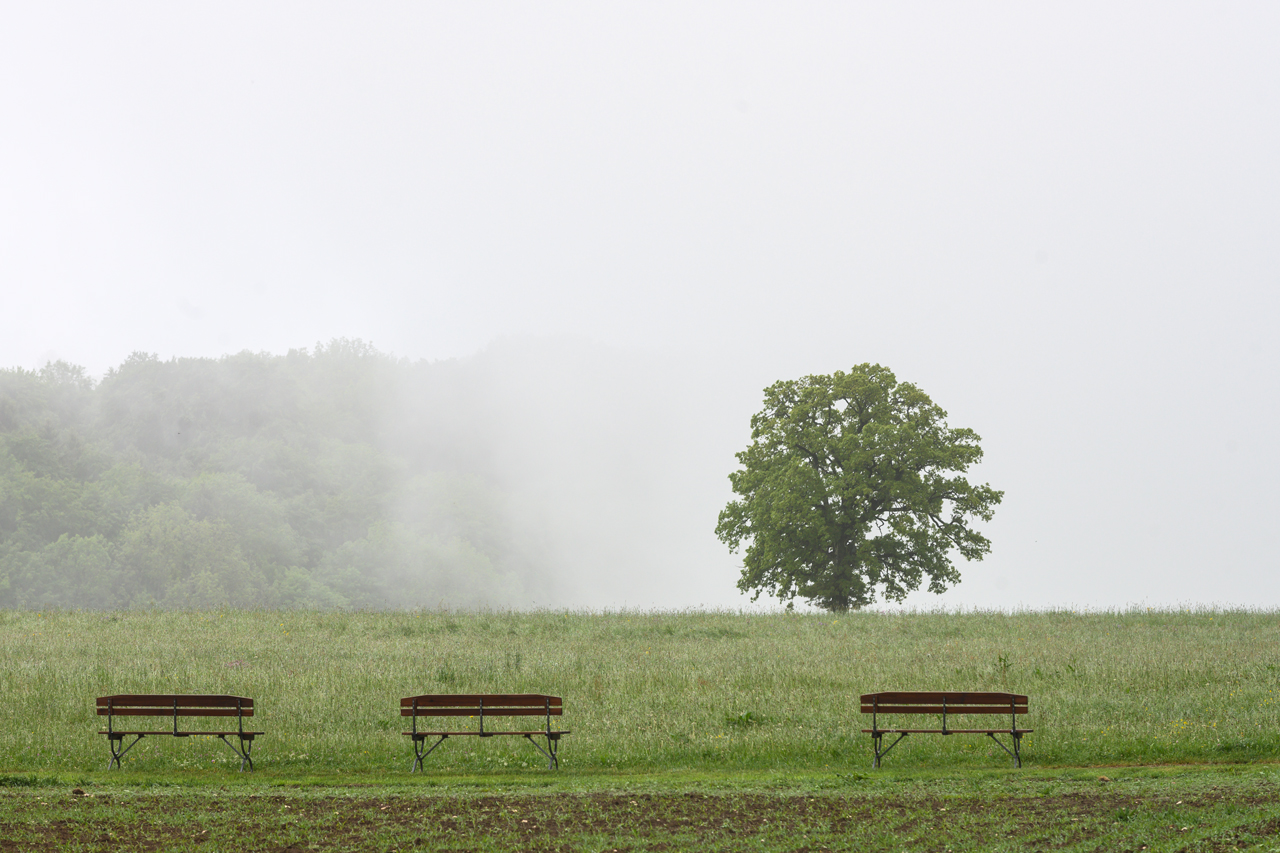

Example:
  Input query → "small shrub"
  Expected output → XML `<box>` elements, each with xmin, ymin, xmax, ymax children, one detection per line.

<box><xmin>725</xmin><ymin>711</ymin><xmax>766</xmax><ymax>728</ymax></box>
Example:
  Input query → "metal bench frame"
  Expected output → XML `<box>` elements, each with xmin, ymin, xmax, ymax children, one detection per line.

<box><xmin>401</xmin><ymin>693</ymin><xmax>569</xmax><ymax>770</ymax></box>
<box><xmin>861</xmin><ymin>691</ymin><xmax>1032</xmax><ymax>768</ymax></box>
<box><xmin>96</xmin><ymin>694</ymin><xmax>262</xmax><ymax>771</ymax></box>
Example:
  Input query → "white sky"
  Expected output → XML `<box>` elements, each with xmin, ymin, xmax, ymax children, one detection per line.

<box><xmin>1</xmin><ymin>2</ymin><xmax>1277</xmax><ymax>610</ymax></box>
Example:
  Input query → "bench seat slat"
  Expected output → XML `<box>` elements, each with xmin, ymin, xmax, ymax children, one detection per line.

<box><xmin>97</xmin><ymin>695</ymin><xmax>253</xmax><ymax>708</ymax></box>
<box><xmin>860</xmin><ymin>705</ymin><xmax>1028</xmax><ymax>715</ymax></box>
<box><xmin>861</xmin><ymin>692</ymin><xmax>1026</xmax><ymax>705</ymax></box>
<box><xmin>404</xmin><ymin>730</ymin><xmax>570</xmax><ymax>737</ymax></box>
<box><xmin>400</xmin><ymin>707</ymin><xmax>562</xmax><ymax>717</ymax></box>
<box><xmin>861</xmin><ymin>728</ymin><xmax>1034</xmax><ymax>735</ymax></box>
<box><xmin>99</xmin><ymin>730</ymin><xmax>264</xmax><ymax>736</ymax></box>
<box><xmin>96</xmin><ymin>708</ymin><xmax>254</xmax><ymax>717</ymax></box>
<box><xmin>401</xmin><ymin>694</ymin><xmax>561</xmax><ymax>708</ymax></box>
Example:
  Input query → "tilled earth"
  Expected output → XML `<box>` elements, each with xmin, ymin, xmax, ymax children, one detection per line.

<box><xmin>3</xmin><ymin>787</ymin><xmax>1280</xmax><ymax>852</ymax></box>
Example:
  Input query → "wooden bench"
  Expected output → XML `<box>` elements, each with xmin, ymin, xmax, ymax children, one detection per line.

<box><xmin>401</xmin><ymin>694</ymin><xmax>569</xmax><ymax>771</ymax></box>
<box><xmin>96</xmin><ymin>694</ymin><xmax>262</xmax><ymax>771</ymax></box>
<box><xmin>861</xmin><ymin>691</ymin><xmax>1031</xmax><ymax>768</ymax></box>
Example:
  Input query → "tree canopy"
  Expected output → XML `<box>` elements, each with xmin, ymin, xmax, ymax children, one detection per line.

<box><xmin>0</xmin><ymin>342</ymin><xmax>536</xmax><ymax>609</ymax></box>
<box><xmin>715</xmin><ymin>364</ymin><xmax>1002</xmax><ymax>611</ymax></box>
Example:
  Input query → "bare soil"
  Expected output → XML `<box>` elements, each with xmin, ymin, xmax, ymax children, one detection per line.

<box><xmin>3</xmin><ymin>787</ymin><xmax>1280</xmax><ymax>852</ymax></box>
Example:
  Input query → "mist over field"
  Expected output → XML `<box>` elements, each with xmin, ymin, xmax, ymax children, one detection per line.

<box><xmin>2</xmin><ymin>4</ymin><xmax>1278</xmax><ymax>610</ymax></box>
<box><xmin>0</xmin><ymin>339</ymin><xmax>749</xmax><ymax>610</ymax></box>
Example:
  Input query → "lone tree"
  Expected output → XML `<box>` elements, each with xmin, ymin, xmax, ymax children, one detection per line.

<box><xmin>716</xmin><ymin>364</ymin><xmax>1002</xmax><ymax>611</ymax></box>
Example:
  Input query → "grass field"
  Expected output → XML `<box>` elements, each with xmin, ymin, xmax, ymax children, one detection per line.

<box><xmin>2</xmin><ymin>608</ymin><xmax>1279</xmax><ymax>850</ymax></box>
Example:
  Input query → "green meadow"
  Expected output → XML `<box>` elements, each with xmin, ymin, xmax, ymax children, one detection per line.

<box><xmin>2</xmin><ymin>607</ymin><xmax>1278</xmax><ymax>774</ymax></box>
<box><xmin>5</xmin><ymin>609</ymin><xmax>1280</xmax><ymax>851</ymax></box>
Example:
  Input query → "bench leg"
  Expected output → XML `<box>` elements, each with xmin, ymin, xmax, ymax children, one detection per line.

<box><xmin>872</xmin><ymin>732</ymin><xmax>908</xmax><ymax>769</ymax></box>
<box><xmin>106</xmin><ymin>734</ymin><xmax>144</xmax><ymax>770</ymax></box>
<box><xmin>217</xmin><ymin>734</ymin><xmax>255</xmax><ymax>771</ymax></box>
<box><xmin>524</xmin><ymin>733</ymin><xmax>561</xmax><ymax>770</ymax></box>
<box><xmin>411</xmin><ymin>735</ymin><xmax>448</xmax><ymax>772</ymax></box>
<box><xmin>985</xmin><ymin>732</ymin><xmax>1023</xmax><ymax>768</ymax></box>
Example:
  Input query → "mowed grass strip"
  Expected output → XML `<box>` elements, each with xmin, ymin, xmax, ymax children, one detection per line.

<box><xmin>0</xmin><ymin>608</ymin><xmax>1278</xmax><ymax>773</ymax></box>
<box><xmin>2</xmin><ymin>769</ymin><xmax>1280</xmax><ymax>852</ymax></box>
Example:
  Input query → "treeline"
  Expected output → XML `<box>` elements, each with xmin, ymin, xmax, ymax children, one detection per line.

<box><xmin>0</xmin><ymin>340</ymin><xmax>541</xmax><ymax>609</ymax></box>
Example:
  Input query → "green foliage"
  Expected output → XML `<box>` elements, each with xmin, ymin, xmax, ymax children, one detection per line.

<box><xmin>115</xmin><ymin>503</ymin><xmax>265</xmax><ymax>608</ymax></box>
<box><xmin>0</xmin><ymin>343</ymin><xmax>535</xmax><ymax>609</ymax></box>
<box><xmin>723</xmin><ymin>710</ymin><xmax>767</xmax><ymax>728</ymax></box>
<box><xmin>717</xmin><ymin>364</ymin><xmax>1002</xmax><ymax>611</ymax></box>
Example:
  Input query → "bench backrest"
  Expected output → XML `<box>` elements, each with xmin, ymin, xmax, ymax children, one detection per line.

<box><xmin>400</xmin><ymin>694</ymin><xmax>563</xmax><ymax>718</ymax></box>
<box><xmin>860</xmin><ymin>692</ymin><xmax>1028</xmax><ymax>715</ymax></box>
<box><xmin>96</xmin><ymin>695</ymin><xmax>255</xmax><ymax>718</ymax></box>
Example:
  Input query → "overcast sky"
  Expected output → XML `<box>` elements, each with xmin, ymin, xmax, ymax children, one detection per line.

<box><xmin>2</xmin><ymin>2</ymin><xmax>1277</xmax><ymax>610</ymax></box>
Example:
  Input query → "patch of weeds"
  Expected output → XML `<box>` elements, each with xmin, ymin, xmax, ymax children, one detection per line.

<box><xmin>1212</xmin><ymin>739</ymin><xmax>1262</xmax><ymax>755</ymax></box>
<box><xmin>835</xmin><ymin>773</ymin><xmax>869</xmax><ymax>784</ymax></box>
<box><xmin>0</xmin><ymin>775</ymin><xmax>58</xmax><ymax>788</ymax></box>
<box><xmin>725</xmin><ymin>711</ymin><xmax>767</xmax><ymax>728</ymax></box>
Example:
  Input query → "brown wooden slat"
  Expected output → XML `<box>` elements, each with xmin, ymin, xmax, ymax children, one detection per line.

<box><xmin>865</xmin><ymin>727</ymin><xmax>1034</xmax><ymax>732</ymax></box>
<box><xmin>99</xmin><ymin>730</ymin><xmax>265</xmax><ymax>736</ymax></box>
<box><xmin>399</xmin><ymin>701</ymin><xmax>560</xmax><ymax>712</ymax></box>
<box><xmin>860</xmin><ymin>692</ymin><xmax>1027</xmax><ymax>705</ymax></box>
<box><xmin>96</xmin><ymin>707</ymin><xmax>253</xmax><ymax>717</ymax></box>
<box><xmin>400</xmin><ymin>694</ymin><xmax>561</xmax><ymax>708</ymax></box>
<box><xmin>860</xmin><ymin>705</ymin><xmax>1028</xmax><ymax>715</ymax></box>
<box><xmin>97</xmin><ymin>695</ymin><xmax>253</xmax><ymax>707</ymax></box>
<box><xmin>96</xmin><ymin>695</ymin><xmax>253</xmax><ymax>713</ymax></box>
<box><xmin>404</xmin><ymin>730</ymin><xmax>572</xmax><ymax>737</ymax></box>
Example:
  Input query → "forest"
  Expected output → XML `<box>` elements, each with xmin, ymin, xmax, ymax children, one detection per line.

<box><xmin>0</xmin><ymin>340</ymin><xmax>551</xmax><ymax>609</ymax></box>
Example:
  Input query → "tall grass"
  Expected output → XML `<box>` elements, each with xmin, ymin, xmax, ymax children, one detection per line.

<box><xmin>1</xmin><ymin>608</ymin><xmax>1277</xmax><ymax>774</ymax></box>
